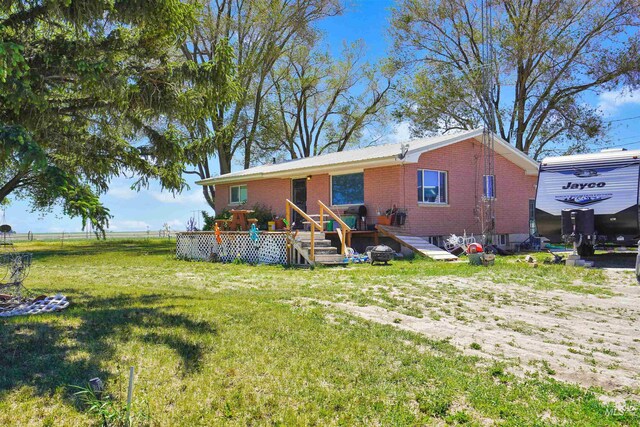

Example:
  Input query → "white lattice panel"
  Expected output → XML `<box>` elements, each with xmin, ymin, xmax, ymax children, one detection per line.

<box><xmin>176</xmin><ymin>233</ymin><xmax>216</xmax><ymax>261</ymax></box>
<box><xmin>176</xmin><ymin>232</ymin><xmax>287</xmax><ymax>265</ymax></box>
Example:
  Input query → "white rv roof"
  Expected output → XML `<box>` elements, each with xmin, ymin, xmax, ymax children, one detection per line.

<box><xmin>198</xmin><ymin>128</ymin><xmax>539</xmax><ymax>185</ymax></box>
<box><xmin>541</xmin><ymin>149</ymin><xmax>640</xmax><ymax>166</ymax></box>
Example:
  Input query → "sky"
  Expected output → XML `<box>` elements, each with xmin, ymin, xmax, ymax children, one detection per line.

<box><xmin>3</xmin><ymin>0</ymin><xmax>640</xmax><ymax>234</ymax></box>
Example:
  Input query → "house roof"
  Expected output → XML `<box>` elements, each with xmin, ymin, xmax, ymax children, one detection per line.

<box><xmin>196</xmin><ymin>128</ymin><xmax>539</xmax><ymax>185</ymax></box>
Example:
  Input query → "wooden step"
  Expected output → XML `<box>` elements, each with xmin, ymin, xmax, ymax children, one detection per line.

<box><xmin>299</xmin><ymin>239</ymin><xmax>332</xmax><ymax>248</ymax></box>
<box><xmin>295</xmin><ymin>231</ymin><xmax>326</xmax><ymax>240</ymax></box>
<box><xmin>312</xmin><ymin>246</ymin><xmax>338</xmax><ymax>255</ymax></box>
<box><xmin>314</xmin><ymin>253</ymin><xmax>348</xmax><ymax>265</ymax></box>
<box><xmin>297</xmin><ymin>245</ymin><xmax>338</xmax><ymax>255</ymax></box>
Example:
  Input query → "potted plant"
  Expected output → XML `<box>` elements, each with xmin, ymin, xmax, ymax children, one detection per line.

<box><xmin>274</xmin><ymin>216</ymin><xmax>285</xmax><ymax>230</ymax></box>
<box><xmin>377</xmin><ymin>205</ymin><xmax>397</xmax><ymax>226</ymax></box>
<box><xmin>377</xmin><ymin>214</ymin><xmax>392</xmax><ymax>226</ymax></box>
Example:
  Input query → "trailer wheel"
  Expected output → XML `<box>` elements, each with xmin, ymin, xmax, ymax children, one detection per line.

<box><xmin>577</xmin><ymin>243</ymin><xmax>594</xmax><ymax>257</ymax></box>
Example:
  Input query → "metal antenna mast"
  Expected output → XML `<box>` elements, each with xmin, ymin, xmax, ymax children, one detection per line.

<box><xmin>480</xmin><ymin>0</ymin><xmax>496</xmax><ymax>246</ymax></box>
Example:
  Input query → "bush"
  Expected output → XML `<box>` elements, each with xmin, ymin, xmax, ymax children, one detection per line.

<box><xmin>247</xmin><ymin>204</ymin><xmax>275</xmax><ymax>230</ymax></box>
<box><xmin>202</xmin><ymin>209</ymin><xmax>231</xmax><ymax>231</ymax></box>
<box><xmin>202</xmin><ymin>204</ymin><xmax>275</xmax><ymax>231</ymax></box>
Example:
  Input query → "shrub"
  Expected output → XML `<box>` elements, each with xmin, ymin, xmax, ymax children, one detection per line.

<box><xmin>247</xmin><ymin>204</ymin><xmax>275</xmax><ymax>230</ymax></box>
<box><xmin>202</xmin><ymin>204</ymin><xmax>275</xmax><ymax>230</ymax></box>
<box><xmin>202</xmin><ymin>209</ymin><xmax>231</xmax><ymax>231</ymax></box>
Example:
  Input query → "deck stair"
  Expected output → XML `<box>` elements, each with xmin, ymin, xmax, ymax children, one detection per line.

<box><xmin>285</xmin><ymin>199</ymin><xmax>352</xmax><ymax>266</ymax></box>
<box><xmin>293</xmin><ymin>231</ymin><xmax>347</xmax><ymax>265</ymax></box>
<box><xmin>376</xmin><ymin>225</ymin><xmax>458</xmax><ymax>261</ymax></box>
<box><xmin>291</xmin><ymin>231</ymin><xmax>347</xmax><ymax>266</ymax></box>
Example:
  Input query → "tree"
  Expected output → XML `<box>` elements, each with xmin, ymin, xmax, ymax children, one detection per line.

<box><xmin>0</xmin><ymin>0</ymin><xmax>211</xmax><ymax>235</ymax></box>
<box><xmin>180</xmin><ymin>0</ymin><xmax>343</xmax><ymax>209</ymax></box>
<box><xmin>256</xmin><ymin>40</ymin><xmax>393</xmax><ymax>159</ymax></box>
<box><xmin>391</xmin><ymin>0</ymin><xmax>640</xmax><ymax>158</ymax></box>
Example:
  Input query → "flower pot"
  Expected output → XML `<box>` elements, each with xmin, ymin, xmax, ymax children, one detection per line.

<box><xmin>377</xmin><ymin>215</ymin><xmax>391</xmax><ymax>226</ymax></box>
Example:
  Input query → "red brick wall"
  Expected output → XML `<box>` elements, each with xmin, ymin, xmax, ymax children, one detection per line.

<box><xmin>306</xmin><ymin>174</ymin><xmax>330</xmax><ymax>214</ymax></box>
<box><xmin>397</xmin><ymin>138</ymin><xmax>536</xmax><ymax>236</ymax></box>
<box><xmin>214</xmin><ymin>178</ymin><xmax>290</xmax><ymax>216</ymax></box>
<box><xmin>213</xmin><ymin>138</ymin><xmax>536</xmax><ymax>236</ymax></box>
<box><xmin>363</xmin><ymin>166</ymin><xmax>405</xmax><ymax>218</ymax></box>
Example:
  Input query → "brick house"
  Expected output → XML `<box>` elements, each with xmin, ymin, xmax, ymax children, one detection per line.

<box><xmin>197</xmin><ymin>129</ymin><xmax>539</xmax><ymax>247</ymax></box>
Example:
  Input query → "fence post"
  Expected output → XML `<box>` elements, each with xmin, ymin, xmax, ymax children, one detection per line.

<box><xmin>126</xmin><ymin>366</ymin><xmax>135</xmax><ymax>425</ymax></box>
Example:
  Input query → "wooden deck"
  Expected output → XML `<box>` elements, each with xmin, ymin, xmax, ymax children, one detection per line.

<box><xmin>376</xmin><ymin>225</ymin><xmax>458</xmax><ymax>261</ymax></box>
<box><xmin>324</xmin><ymin>230</ymin><xmax>379</xmax><ymax>244</ymax></box>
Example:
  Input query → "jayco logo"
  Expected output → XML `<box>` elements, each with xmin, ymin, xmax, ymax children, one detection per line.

<box><xmin>562</xmin><ymin>182</ymin><xmax>606</xmax><ymax>190</ymax></box>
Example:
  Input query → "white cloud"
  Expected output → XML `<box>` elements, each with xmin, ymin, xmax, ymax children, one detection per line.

<box><xmin>598</xmin><ymin>88</ymin><xmax>640</xmax><ymax>115</ymax></box>
<box><xmin>108</xmin><ymin>219</ymin><xmax>151</xmax><ymax>231</ymax></box>
<box><xmin>106</xmin><ymin>185</ymin><xmax>137</xmax><ymax>200</ymax></box>
<box><xmin>386</xmin><ymin>121</ymin><xmax>412</xmax><ymax>144</ymax></box>
<box><xmin>165</xmin><ymin>219</ymin><xmax>185</xmax><ymax>230</ymax></box>
<box><xmin>149</xmin><ymin>190</ymin><xmax>205</xmax><ymax>205</ymax></box>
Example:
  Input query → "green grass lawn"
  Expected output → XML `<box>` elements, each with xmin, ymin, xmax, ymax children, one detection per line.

<box><xmin>1</xmin><ymin>239</ymin><xmax>638</xmax><ymax>426</ymax></box>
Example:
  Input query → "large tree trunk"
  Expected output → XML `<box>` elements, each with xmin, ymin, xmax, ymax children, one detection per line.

<box><xmin>0</xmin><ymin>170</ymin><xmax>29</xmax><ymax>204</ymax></box>
<box><xmin>202</xmin><ymin>184</ymin><xmax>215</xmax><ymax>211</ymax></box>
<box><xmin>218</xmin><ymin>148</ymin><xmax>232</xmax><ymax>175</ymax></box>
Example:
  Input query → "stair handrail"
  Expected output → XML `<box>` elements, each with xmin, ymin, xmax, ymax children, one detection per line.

<box><xmin>285</xmin><ymin>199</ymin><xmax>321</xmax><ymax>262</ymax></box>
<box><xmin>317</xmin><ymin>200</ymin><xmax>351</xmax><ymax>255</ymax></box>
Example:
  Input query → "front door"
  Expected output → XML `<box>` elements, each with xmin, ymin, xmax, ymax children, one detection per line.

<box><xmin>291</xmin><ymin>178</ymin><xmax>307</xmax><ymax>229</ymax></box>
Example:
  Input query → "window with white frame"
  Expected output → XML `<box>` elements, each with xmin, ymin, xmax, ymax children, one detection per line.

<box><xmin>483</xmin><ymin>175</ymin><xmax>496</xmax><ymax>199</ymax></box>
<box><xmin>230</xmin><ymin>184</ymin><xmax>247</xmax><ymax>204</ymax></box>
<box><xmin>417</xmin><ymin>169</ymin><xmax>447</xmax><ymax>204</ymax></box>
<box><xmin>331</xmin><ymin>172</ymin><xmax>364</xmax><ymax>205</ymax></box>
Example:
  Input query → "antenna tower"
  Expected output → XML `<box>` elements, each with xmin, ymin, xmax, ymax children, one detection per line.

<box><xmin>480</xmin><ymin>0</ymin><xmax>496</xmax><ymax>246</ymax></box>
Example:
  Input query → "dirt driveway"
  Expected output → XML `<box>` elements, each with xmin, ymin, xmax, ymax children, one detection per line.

<box><xmin>326</xmin><ymin>266</ymin><xmax>639</xmax><ymax>404</ymax></box>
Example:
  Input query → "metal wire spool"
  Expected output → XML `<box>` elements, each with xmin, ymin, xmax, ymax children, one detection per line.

<box><xmin>0</xmin><ymin>252</ymin><xmax>32</xmax><ymax>296</ymax></box>
<box><xmin>0</xmin><ymin>224</ymin><xmax>14</xmax><ymax>249</ymax></box>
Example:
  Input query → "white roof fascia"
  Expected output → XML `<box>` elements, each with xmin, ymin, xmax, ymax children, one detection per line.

<box><xmin>197</xmin><ymin>157</ymin><xmax>399</xmax><ymax>185</ymax></box>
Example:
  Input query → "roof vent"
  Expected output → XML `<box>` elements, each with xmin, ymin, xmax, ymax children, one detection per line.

<box><xmin>600</xmin><ymin>148</ymin><xmax>627</xmax><ymax>153</ymax></box>
<box><xmin>397</xmin><ymin>143</ymin><xmax>409</xmax><ymax>160</ymax></box>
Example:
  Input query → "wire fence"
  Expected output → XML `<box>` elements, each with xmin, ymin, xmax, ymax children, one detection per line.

<box><xmin>9</xmin><ymin>230</ymin><xmax>175</xmax><ymax>242</ymax></box>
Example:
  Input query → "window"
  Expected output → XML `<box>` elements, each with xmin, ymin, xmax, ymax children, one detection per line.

<box><xmin>483</xmin><ymin>175</ymin><xmax>496</xmax><ymax>199</ymax></box>
<box><xmin>426</xmin><ymin>236</ymin><xmax>442</xmax><ymax>246</ymax></box>
<box><xmin>331</xmin><ymin>172</ymin><xmax>364</xmax><ymax>205</ymax></box>
<box><xmin>418</xmin><ymin>169</ymin><xmax>447</xmax><ymax>204</ymax></box>
<box><xmin>529</xmin><ymin>199</ymin><xmax>536</xmax><ymax>235</ymax></box>
<box><xmin>230</xmin><ymin>184</ymin><xmax>247</xmax><ymax>204</ymax></box>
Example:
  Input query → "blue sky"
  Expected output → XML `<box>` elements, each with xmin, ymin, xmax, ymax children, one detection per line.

<box><xmin>3</xmin><ymin>0</ymin><xmax>639</xmax><ymax>233</ymax></box>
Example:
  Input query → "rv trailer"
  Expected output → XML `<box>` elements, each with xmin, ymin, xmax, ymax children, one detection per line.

<box><xmin>535</xmin><ymin>148</ymin><xmax>640</xmax><ymax>255</ymax></box>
